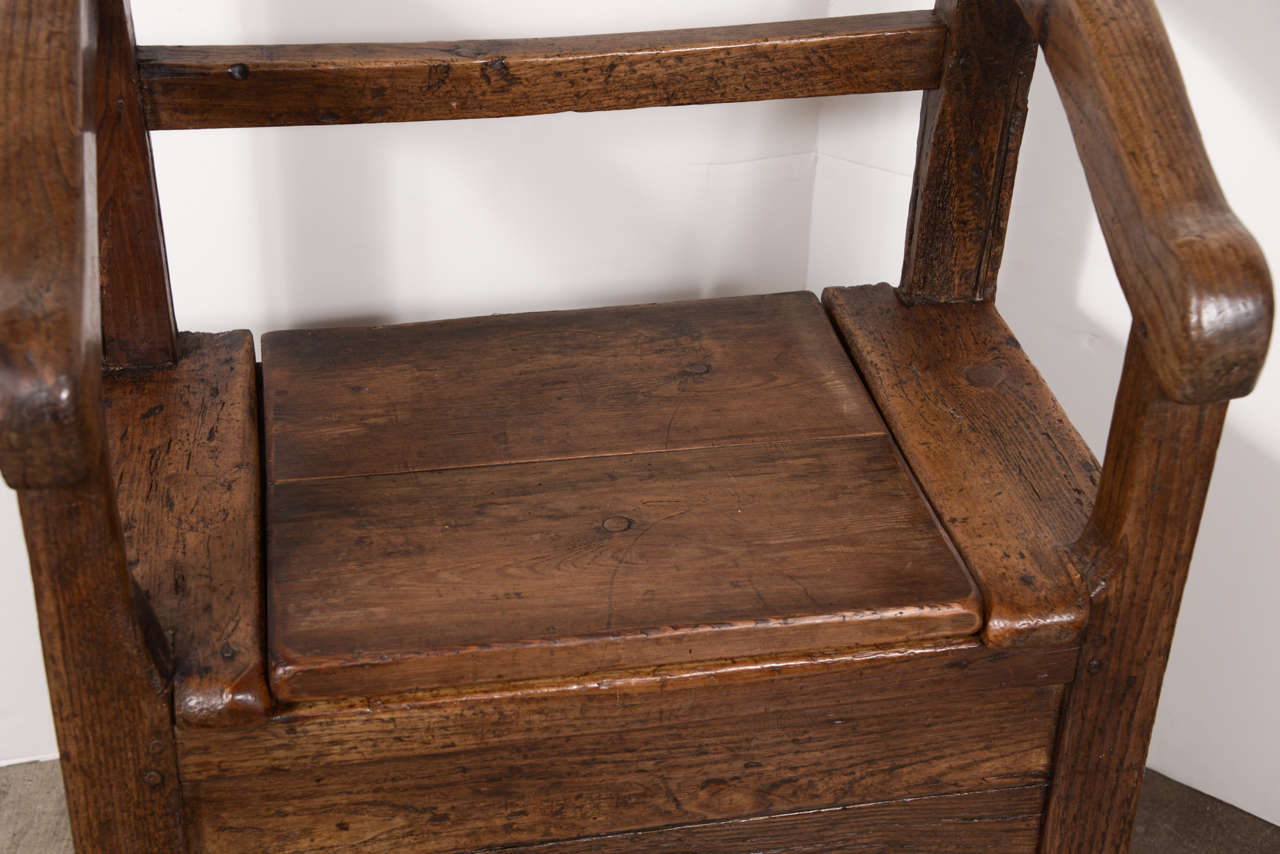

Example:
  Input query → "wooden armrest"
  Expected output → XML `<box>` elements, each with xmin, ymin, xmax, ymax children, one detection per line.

<box><xmin>1014</xmin><ymin>0</ymin><xmax>1272</xmax><ymax>404</ymax></box>
<box><xmin>1</xmin><ymin>0</ymin><xmax>98</xmax><ymax>489</ymax></box>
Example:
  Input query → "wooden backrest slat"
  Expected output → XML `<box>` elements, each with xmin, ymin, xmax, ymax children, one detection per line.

<box><xmin>136</xmin><ymin>11</ymin><xmax>945</xmax><ymax>130</ymax></box>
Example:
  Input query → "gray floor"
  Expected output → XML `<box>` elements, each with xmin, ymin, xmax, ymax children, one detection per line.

<box><xmin>1</xmin><ymin>760</ymin><xmax>1277</xmax><ymax>853</ymax></box>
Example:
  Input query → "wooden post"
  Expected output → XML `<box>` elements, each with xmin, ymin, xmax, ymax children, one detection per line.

<box><xmin>2</xmin><ymin>0</ymin><xmax>185</xmax><ymax>848</ymax></box>
<box><xmin>1043</xmin><ymin>335</ymin><xmax>1228</xmax><ymax>852</ymax></box>
<box><xmin>97</xmin><ymin>0</ymin><xmax>179</xmax><ymax>368</ymax></box>
<box><xmin>900</xmin><ymin>0</ymin><xmax>1037</xmax><ymax>303</ymax></box>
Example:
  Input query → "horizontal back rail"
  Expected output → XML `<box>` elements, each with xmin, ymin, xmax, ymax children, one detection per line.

<box><xmin>137</xmin><ymin>12</ymin><xmax>944</xmax><ymax>130</ymax></box>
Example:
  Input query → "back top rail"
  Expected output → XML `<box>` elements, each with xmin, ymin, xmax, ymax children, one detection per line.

<box><xmin>137</xmin><ymin>11</ymin><xmax>944</xmax><ymax>130</ymax></box>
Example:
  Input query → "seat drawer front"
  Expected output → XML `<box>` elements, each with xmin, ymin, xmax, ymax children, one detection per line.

<box><xmin>181</xmin><ymin>643</ymin><xmax>1070</xmax><ymax>853</ymax></box>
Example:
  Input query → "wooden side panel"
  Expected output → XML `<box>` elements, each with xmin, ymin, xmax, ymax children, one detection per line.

<box><xmin>268</xmin><ymin>435</ymin><xmax>981</xmax><ymax>700</ymax></box>
<box><xmin>900</xmin><ymin>0</ymin><xmax>1037</xmax><ymax>302</ymax></box>
<box><xmin>492</xmin><ymin>785</ymin><xmax>1046</xmax><ymax>853</ymax></box>
<box><xmin>180</xmin><ymin>642</ymin><xmax>1071</xmax><ymax>853</ymax></box>
<box><xmin>96</xmin><ymin>0</ymin><xmax>178</xmax><ymax>368</ymax></box>
<box><xmin>263</xmin><ymin>292</ymin><xmax>883</xmax><ymax>482</ymax></box>
<box><xmin>105</xmin><ymin>331</ymin><xmax>270</xmax><ymax>727</ymax></box>
<box><xmin>138</xmin><ymin>13</ymin><xmax>946</xmax><ymax>130</ymax></box>
<box><xmin>824</xmin><ymin>284</ymin><xmax>1091</xmax><ymax>646</ymax></box>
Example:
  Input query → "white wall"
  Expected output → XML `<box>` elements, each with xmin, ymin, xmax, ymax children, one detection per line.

<box><xmin>2</xmin><ymin>0</ymin><xmax>1275</xmax><ymax>827</ymax></box>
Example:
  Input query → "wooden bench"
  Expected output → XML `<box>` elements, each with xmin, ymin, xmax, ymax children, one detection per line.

<box><xmin>1</xmin><ymin>1</ymin><xmax>1271</xmax><ymax>851</ymax></box>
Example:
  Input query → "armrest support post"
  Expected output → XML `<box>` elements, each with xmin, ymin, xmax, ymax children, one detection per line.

<box><xmin>1045</xmin><ymin>330</ymin><xmax>1227</xmax><ymax>851</ymax></box>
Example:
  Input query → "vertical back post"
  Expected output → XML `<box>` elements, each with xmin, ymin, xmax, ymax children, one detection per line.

<box><xmin>97</xmin><ymin>0</ymin><xmax>179</xmax><ymax>367</ymax></box>
<box><xmin>900</xmin><ymin>0</ymin><xmax>1037</xmax><ymax>303</ymax></box>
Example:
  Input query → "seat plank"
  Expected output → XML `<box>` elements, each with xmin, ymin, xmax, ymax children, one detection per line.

<box><xmin>824</xmin><ymin>284</ymin><xmax>1092</xmax><ymax>646</ymax></box>
<box><xmin>263</xmin><ymin>292</ymin><xmax>884</xmax><ymax>482</ymax></box>
<box><xmin>105</xmin><ymin>331</ymin><xmax>270</xmax><ymax>727</ymax></box>
<box><xmin>138</xmin><ymin>12</ymin><xmax>945</xmax><ymax>130</ymax></box>
<box><xmin>269</xmin><ymin>435</ymin><xmax>982</xmax><ymax>700</ymax></box>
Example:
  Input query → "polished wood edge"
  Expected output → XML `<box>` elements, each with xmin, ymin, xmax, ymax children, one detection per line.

<box><xmin>0</xmin><ymin>0</ymin><xmax>98</xmax><ymax>489</ymax></box>
<box><xmin>265</xmin><ymin>638</ymin><xmax>1077</xmax><ymax>724</ymax></box>
<box><xmin>823</xmin><ymin>284</ymin><xmax>1091</xmax><ymax>648</ymax></box>
<box><xmin>136</xmin><ymin>12</ymin><xmax>945</xmax><ymax>130</ymax></box>
<box><xmin>1011</xmin><ymin>0</ymin><xmax>1273</xmax><ymax>403</ymax></box>
<box><xmin>96</xmin><ymin>0</ymin><xmax>179</xmax><ymax>369</ymax></box>
<box><xmin>268</xmin><ymin>603</ymin><xmax>986</xmax><ymax>702</ymax></box>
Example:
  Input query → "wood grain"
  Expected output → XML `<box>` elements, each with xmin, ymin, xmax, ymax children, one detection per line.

<box><xmin>0</xmin><ymin>0</ymin><xmax>98</xmax><ymax>489</ymax></box>
<box><xmin>137</xmin><ymin>12</ymin><xmax>946</xmax><ymax>130</ymax></box>
<box><xmin>95</xmin><ymin>0</ymin><xmax>178</xmax><ymax>368</ymax></box>
<box><xmin>180</xmin><ymin>640</ymin><xmax>1070</xmax><ymax>852</ymax></box>
<box><xmin>1042</xmin><ymin>334</ymin><xmax>1228</xmax><ymax>852</ymax></box>
<box><xmin>269</xmin><ymin>435</ymin><xmax>981</xmax><ymax>700</ymax></box>
<box><xmin>105</xmin><ymin>331</ymin><xmax>269</xmax><ymax>727</ymax></box>
<box><xmin>263</xmin><ymin>292</ymin><xmax>884</xmax><ymax>482</ymax></box>
<box><xmin>489</xmin><ymin>785</ymin><xmax>1047</xmax><ymax>853</ymax></box>
<box><xmin>20</xmin><ymin>467</ymin><xmax>187</xmax><ymax>852</ymax></box>
<box><xmin>824</xmin><ymin>284</ymin><xmax>1091</xmax><ymax>647</ymax></box>
<box><xmin>900</xmin><ymin>0</ymin><xmax>1037</xmax><ymax>303</ymax></box>
<box><xmin>1014</xmin><ymin>0</ymin><xmax>1272</xmax><ymax>403</ymax></box>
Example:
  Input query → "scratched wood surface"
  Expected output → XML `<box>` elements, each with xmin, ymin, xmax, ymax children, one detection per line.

<box><xmin>824</xmin><ymin>284</ymin><xmax>1092</xmax><ymax>647</ymax></box>
<box><xmin>265</xmin><ymin>293</ymin><xmax>980</xmax><ymax>700</ymax></box>
<box><xmin>262</xmin><ymin>292</ymin><xmax>884</xmax><ymax>482</ymax></box>
<box><xmin>181</xmin><ymin>640</ymin><xmax>1070</xmax><ymax>852</ymax></box>
<box><xmin>269</xmin><ymin>435</ymin><xmax>982</xmax><ymax>700</ymax></box>
<box><xmin>138</xmin><ymin>12</ymin><xmax>946</xmax><ymax>130</ymax></box>
<box><xmin>105</xmin><ymin>332</ymin><xmax>270</xmax><ymax>728</ymax></box>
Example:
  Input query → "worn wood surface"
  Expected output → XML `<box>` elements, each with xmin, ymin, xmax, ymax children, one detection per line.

<box><xmin>487</xmin><ymin>785</ymin><xmax>1046</xmax><ymax>852</ymax></box>
<box><xmin>181</xmin><ymin>640</ymin><xmax>1070</xmax><ymax>852</ymax></box>
<box><xmin>95</xmin><ymin>0</ymin><xmax>178</xmax><ymax>368</ymax></box>
<box><xmin>269</xmin><ymin>435</ymin><xmax>981</xmax><ymax>700</ymax></box>
<box><xmin>3</xmin><ymin>0</ymin><xmax>186</xmax><ymax>849</ymax></box>
<box><xmin>263</xmin><ymin>292</ymin><xmax>884</xmax><ymax>482</ymax></box>
<box><xmin>105</xmin><ymin>331</ymin><xmax>269</xmax><ymax>727</ymax></box>
<box><xmin>824</xmin><ymin>284</ymin><xmax>1091</xmax><ymax>647</ymax></box>
<box><xmin>1042</xmin><ymin>335</ymin><xmax>1229</xmax><ymax>853</ymax></box>
<box><xmin>0</xmin><ymin>0</ymin><xmax>98</xmax><ymax>489</ymax></box>
<box><xmin>900</xmin><ymin>0</ymin><xmax>1037</xmax><ymax>303</ymax></box>
<box><xmin>20</xmin><ymin>464</ymin><xmax>186</xmax><ymax>853</ymax></box>
<box><xmin>137</xmin><ymin>12</ymin><xmax>946</xmax><ymax>130</ymax></box>
<box><xmin>1013</xmin><ymin>0</ymin><xmax>1272</xmax><ymax>402</ymax></box>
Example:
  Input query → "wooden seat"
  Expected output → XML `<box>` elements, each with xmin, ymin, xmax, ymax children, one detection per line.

<box><xmin>2</xmin><ymin>1</ymin><xmax>1272</xmax><ymax>852</ymax></box>
<box><xmin>260</xmin><ymin>293</ymin><xmax>982</xmax><ymax>699</ymax></box>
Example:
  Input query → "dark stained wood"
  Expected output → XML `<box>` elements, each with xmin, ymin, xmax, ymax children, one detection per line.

<box><xmin>20</xmin><ymin>466</ymin><xmax>187</xmax><ymax>853</ymax></box>
<box><xmin>96</xmin><ymin>0</ymin><xmax>178</xmax><ymax>368</ymax></box>
<box><xmin>824</xmin><ymin>284</ymin><xmax>1091</xmax><ymax>647</ymax></box>
<box><xmin>3</xmin><ymin>1</ymin><xmax>186</xmax><ymax>848</ymax></box>
<box><xmin>900</xmin><ymin>0</ymin><xmax>1037</xmax><ymax>302</ymax></box>
<box><xmin>492</xmin><ymin>785</ymin><xmax>1047</xmax><ymax>852</ymax></box>
<box><xmin>180</xmin><ymin>640</ymin><xmax>1071</xmax><ymax>852</ymax></box>
<box><xmin>262</xmin><ymin>292</ymin><xmax>885</xmax><ymax>482</ymax></box>
<box><xmin>136</xmin><ymin>12</ymin><xmax>946</xmax><ymax>130</ymax></box>
<box><xmin>1012</xmin><ymin>0</ymin><xmax>1272</xmax><ymax>403</ymax></box>
<box><xmin>0</xmin><ymin>0</ymin><xmax>98</xmax><ymax>490</ymax></box>
<box><xmin>1042</xmin><ymin>334</ymin><xmax>1229</xmax><ymax>853</ymax></box>
<box><xmin>269</xmin><ymin>435</ymin><xmax>981</xmax><ymax>700</ymax></box>
<box><xmin>105</xmin><ymin>331</ymin><xmax>270</xmax><ymax>727</ymax></box>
